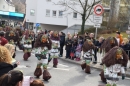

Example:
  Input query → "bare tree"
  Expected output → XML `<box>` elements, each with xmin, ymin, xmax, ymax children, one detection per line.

<box><xmin>55</xmin><ymin>0</ymin><xmax>100</xmax><ymax>34</ymax></box>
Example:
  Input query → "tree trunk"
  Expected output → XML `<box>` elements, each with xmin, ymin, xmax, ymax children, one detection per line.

<box><xmin>81</xmin><ymin>15</ymin><xmax>86</xmax><ymax>34</ymax></box>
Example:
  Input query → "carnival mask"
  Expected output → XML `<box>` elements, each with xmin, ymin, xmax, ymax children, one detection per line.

<box><xmin>110</xmin><ymin>38</ymin><xmax>115</xmax><ymax>44</ymax></box>
<box><xmin>116</xmin><ymin>49</ymin><xmax>123</xmax><ymax>60</ymax></box>
<box><xmin>41</xmin><ymin>35</ymin><xmax>48</xmax><ymax>43</ymax></box>
<box><xmin>9</xmin><ymin>31</ymin><xmax>15</xmax><ymax>36</ymax></box>
<box><xmin>53</xmin><ymin>31</ymin><xmax>58</xmax><ymax>37</ymax></box>
<box><xmin>87</xmin><ymin>39</ymin><xmax>93</xmax><ymax>45</ymax></box>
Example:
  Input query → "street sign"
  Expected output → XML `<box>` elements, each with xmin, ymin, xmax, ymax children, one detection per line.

<box><xmin>94</xmin><ymin>4</ymin><xmax>104</xmax><ymax>16</ymax></box>
<box><xmin>94</xmin><ymin>24</ymin><xmax>101</xmax><ymax>28</ymax></box>
<box><xmin>36</xmin><ymin>23</ymin><xmax>40</xmax><ymax>27</ymax></box>
<box><xmin>93</xmin><ymin>16</ymin><xmax>103</xmax><ymax>24</ymax></box>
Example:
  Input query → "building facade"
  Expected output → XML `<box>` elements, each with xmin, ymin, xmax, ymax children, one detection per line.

<box><xmin>26</xmin><ymin>0</ymin><xmax>94</xmax><ymax>32</ymax></box>
<box><xmin>0</xmin><ymin>0</ymin><xmax>15</xmax><ymax>12</ymax></box>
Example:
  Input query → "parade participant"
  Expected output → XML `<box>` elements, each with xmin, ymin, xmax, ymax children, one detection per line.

<box><xmin>5</xmin><ymin>30</ymin><xmax>19</xmax><ymax>58</ymax></box>
<box><xmin>99</xmin><ymin>46</ymin><xmax>128</xmax><ymax>86</ymax></box>
<box><xmin>115</xmin><ymin>31</ymin><xmax>123</xmax><ymax>46</ymax></box>
<box><xmin>0</xmin><ymin>31</ymin><xmax>8</xmax><ymax>46</ymax></box>
<box><xmin>81</xmin><ymin>39</ymin><xmax>95</xmax><ymax>74</ymax></box>
<box><xmin>34</xmin><ymin>34</ymin><xmax>52</xmax><ymax>81</ymax></box>
<box><xmin>22</xmin><ymin>30</ymin><xmax>33</xmax><ymax>60</ymax></box>
<box><xmin>15</xmin><ymin>26</ymin><xmax>24</xmax><ymax>50</ymax></box>
<box><xmin>50</xmin><ymin>31</ymin><xmax>60</xmax><ymax>68</ymax></box>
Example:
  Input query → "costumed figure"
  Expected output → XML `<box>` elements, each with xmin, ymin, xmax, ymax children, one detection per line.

<box><xmin>34</xmin><ymin>34</ymin><xmax>52</xmax><ymax>81</ymax></box>
<box><xmin>99</xmin><ymin>46</ymin><xmax>128</xmax><ymax>86</ymax></box>
<box><xmin>50</xmin><ymin>31</ymin><xmax>60</xmax><ymax>68</ymax></box>
<box><xmin>22</xmin><ymin>30</ymin><xmax>33</xmax><ymax>60</ymax></box>
<box><xmin>15</xmin><ymin>26</ymin><xmax>24</xmax><ymax>50</ymax></box>
<box><xmin>5</xmin><ymin>30</ymin><xmax>19</xmax><ymax>58</ymax></box>
<box><xmin>81</xmin><ymin>39</ymin><xmax>95</xmax><ymax>74</ymax></box>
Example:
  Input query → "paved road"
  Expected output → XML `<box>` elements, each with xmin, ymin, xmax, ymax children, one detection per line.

<box><xmin>14</xmin><ymin>50</ymin><xmax>130</xmax><ymax>86</ymax></box>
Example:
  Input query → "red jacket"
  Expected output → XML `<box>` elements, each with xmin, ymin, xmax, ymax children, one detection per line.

<box><xmin>0</xmin><ymin>37</ymin><xmax>8</xmax><ymax>46</ymax></box>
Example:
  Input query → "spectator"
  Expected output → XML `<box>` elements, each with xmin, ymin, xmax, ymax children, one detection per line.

<box><xmin>65</xmin><ymin>35</ymin><xmax>72</xmax><ymax>59</ymax></box>
<box><xmin>0</xmin><ymin>70</ymin><xmax>23</xmax><ymax>86</ymax></box>
<box><xmin>59</xmin><ymin>32</ymin><xmax>65</xmax><ymax>57</ymax></box>
<box><xmin>30</xmin><ymin>80</ymin><xmax>45</xmax><ymax>86</ymax></box>
<box><xmin>0</xmin><ymin>31</ymin><xmax>8</xmax><ymax>46</ymax></box>
<box><xmin>0</xmin><ymin>46</ymin><xmax>19</xmax><ymax>77</ymax></box>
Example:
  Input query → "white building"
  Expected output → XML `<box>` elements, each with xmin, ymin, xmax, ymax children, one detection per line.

<box><xmin>26</xmin><ymin>0</ymin><xmax>94</xmax><ymax>32</ymax></box>
<box><xmin>0</xmin><ymin>0</ymin><xmax>15</xmax><ymax>12</ymax></box>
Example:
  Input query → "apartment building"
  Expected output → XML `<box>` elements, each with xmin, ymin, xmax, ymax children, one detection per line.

<box><xmin>26</xmin><ymin>0</ymin><xmax>94</xmax><ymax>31</ymax></box>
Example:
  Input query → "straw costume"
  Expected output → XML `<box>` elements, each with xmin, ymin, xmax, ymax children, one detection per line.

<box><xmin>81</xmin><ymin>39</ymin><xmax>95</xmax><ymax>74</ymax></box>
<box><xmin>50</xmin><ymin>31</ymin><xmax>60</xmax><ymax>68</ymax></box>
<box><xmin>99</xmin><ymin>46</ymin><xmax>128</xmax><ymax>86</ymax></box>
<box><xmin>22</xmin><ymin>30</ymin><xmax>33</xmax><ymax>60</ymax></box>
<box><xmin>34</xmin><ymin>34</ymin><xmax>52</xmax><ymax>81</ymax></box>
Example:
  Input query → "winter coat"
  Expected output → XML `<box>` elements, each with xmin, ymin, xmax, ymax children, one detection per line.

<box><xmin>0</xmin><ymin>62</ymin><xmax>17</xmax><ymax>77</ymax></box>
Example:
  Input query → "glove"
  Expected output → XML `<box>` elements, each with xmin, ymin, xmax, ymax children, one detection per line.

<box><xmin>122</xmin><ymin>74</ymin><xmax>125</xmax><ymax>80</ymax></box>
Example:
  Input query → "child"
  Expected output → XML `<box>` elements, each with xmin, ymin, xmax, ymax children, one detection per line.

<box><xmin>75</xmin><ymin>42</ymin><xmax>82</xmax><ymax>61</ymax></box>
<box><xmin>30</xmin><ymin>80</ymin><xmax>45</xmax><ymax>86</ymax></box>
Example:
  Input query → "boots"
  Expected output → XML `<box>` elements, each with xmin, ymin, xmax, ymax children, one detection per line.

<box><xmin>23</xmin><ymin>53</ymin><xmax>29</xmax><ymax>61</ymax></box>
<box><xmin>99</xmin><ymin>70</ymin><xmax>106</xmax><ymax>83</ymax></box>
<box><xmin>81</xmin><ymin>63</ymin><xmax>86</xmax><ymax>70</ymax></box>
<box><xmin>53</xmin><ymin>58</ymin><xmax>58</xmax><ymax>68</ymax></box>
<box><xmin>85</xmin><ymin>65</ymin><xmax>91</xmax><ymax>74</ymax></box>
<box><xmin>34</xmin><ymin>68</ymin><xmax>42</xmax><ymax>78</ymax></box>
<box><xmin>27</xmin><ymin>52</ymin><xmax>31</xmax><ymax>57</ymax></box>
<box><xmin>43</xmin><ymin>70</ymin><xmax>51</xmax><ymax>81</ymax></box>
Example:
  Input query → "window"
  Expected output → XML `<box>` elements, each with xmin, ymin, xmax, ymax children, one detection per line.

<box><xmin>52</xmin><ymin>10</ymin><xmax>56</xmax><ymax>16</ymax></box>
<box><xmin>46</xmin><ymin>9</ymin><xmax>50</xmax><ymax>16</ymax></box>
<box><xmin>30</xmin><ymin>9</ymin><xmax>35</xmax><ymax>16</ymax></box>
<box><xmin>59</xmin><ymin>11</ymin><xmax>63</xmax><ymax>17</ymax></box>
<box><xmin>73</xmin><ymin>12</ymin><xmax>77</xmax><ymax>18</ymax></box>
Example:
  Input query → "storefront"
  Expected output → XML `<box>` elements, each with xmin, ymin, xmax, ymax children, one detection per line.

<box><xmin>0</xmin><ymin>10</ymin><xmax>25</xmax><ymax>21</ymax></box>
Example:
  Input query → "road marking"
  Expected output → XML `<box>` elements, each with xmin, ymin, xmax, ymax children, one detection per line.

<box><xmin>53</xmin><ymin>68</ymin><xmax>69</xmax><ymax>71</ymax></box>
<box><xmin>58</xmin><ymin>63</ymin><xmax>69</xmax><ymax>67</ymax></box>
<box><xmin>17</xmin><ymin>65</ymin><xmax>29</xmax><ymax>68</ymax></box>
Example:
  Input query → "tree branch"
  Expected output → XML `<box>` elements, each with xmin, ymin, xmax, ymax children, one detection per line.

<box><xmin>78</xmin><ymin>0</ymin><xmax>84</xmax><ymax>9</ymax></box>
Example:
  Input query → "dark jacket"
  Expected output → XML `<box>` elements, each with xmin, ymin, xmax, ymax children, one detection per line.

<box><xmin>60</xmin><ymin>35</ymin><xmax>65</xmax><ymax>46</ymax></box>
<box><xmin>65</xmin><ymin>38</ymin><xmax>72</xmax><ymax>50</ymax></box>
<box><xmin>0</xmin><ymin>62</ymin><xmax>17</xmax><ymax>77</ymax></box>
<box><xmin>120</xmin><ymin>43</ymin><xmax>130</xmax><ymax>59</ymax></box>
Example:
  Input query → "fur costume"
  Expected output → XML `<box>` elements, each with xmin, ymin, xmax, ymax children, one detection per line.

<box><xmin>5</xmin><ymin>30</ymin><xmax>19</xmax><ymax>58</ymax></box>
<box><xmin>50</xmin><ymin>31</ymin><xmax>60</xmax><ymax>68</ymax></box>
<box><xmin>100</xmin><ymin>37</ymin><xmax>118</xmax><ymax>53</ymax></box>
<box><xmin>99</xmin><ymin>46</ymin><xmax>129</xmax><ymax>86</ymax></box>
<box><xmin>81</xmin><ymin>39</ymin><xmax>95</xmax><ymax>74</ymax></box>
<box><xmin>34</xmin><ymin>34</ymin><xmax>52</xmax><ymax>81</ymax></box>
<box><xmin>22</xmin><ymin>30</ymin><xmax>33</xmax><ymax>60</ymax></box>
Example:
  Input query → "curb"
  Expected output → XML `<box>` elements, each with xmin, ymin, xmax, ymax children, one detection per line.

<box><xmin>59</xmin><ymin>57</ymin><xmax>130</xmax><ymax>78</ymax></box>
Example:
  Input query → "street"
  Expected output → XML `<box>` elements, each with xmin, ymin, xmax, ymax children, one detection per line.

<box><xmin>15</xmin><ymin>50</ymin><xmax>130</xmax><ymax>86</ymax></box>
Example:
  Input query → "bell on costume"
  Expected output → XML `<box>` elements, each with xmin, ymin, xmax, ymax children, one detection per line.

<box><xmin>34</xmin><ymin>68</ymin><xmax>42</xmax><ymax>78</ymax></box>
<box><xmin>85</xmin><ymin>65</ymin><xmax>91</xmax><ymax>74</ymax></box>
<box><xmin>99</xmin><ymin>70</ymin><xmax>106</xmax><ymax>83</ymax></box>
<box><xmin>81</xmin><ymin>63</ymin><xmax>86</xmax><ymax>70</ymax></box>
<box><xmin>43</xmin><ymin>70</ymin><xmax>51</xmax><ymax>81</ymax></box>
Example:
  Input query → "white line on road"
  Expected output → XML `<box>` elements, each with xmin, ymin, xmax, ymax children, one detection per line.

<box><xmin>58</xmin><ymin>63</ymin><xmax>69</xmax><ymax>67</ymax></box>
<box><xmin>47</xmin><ymin>67</ymin><xmax>69</xmax><ymax>71</ymax></box>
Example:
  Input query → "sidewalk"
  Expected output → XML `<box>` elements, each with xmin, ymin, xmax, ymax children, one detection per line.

<box><xmin>59</xmin><ymin>49</ymin><xmax>130</xmax><ymax>78</ymax></box>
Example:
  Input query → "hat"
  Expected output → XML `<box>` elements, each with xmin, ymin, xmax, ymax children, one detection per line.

<box><xmin>116</xmin><ymin>31</ymin><xmax>120</xmax><ymax>34</ymax></box>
